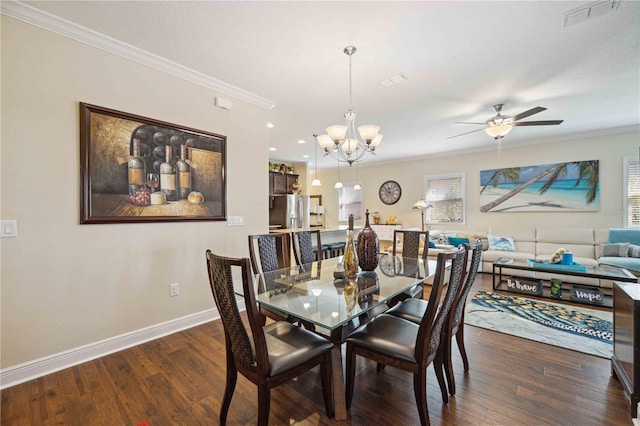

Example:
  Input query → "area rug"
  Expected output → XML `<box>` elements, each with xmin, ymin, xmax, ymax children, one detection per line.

<box><xmin>464</xmin><ymin>291</ymin><xmax>613</xmax><ymax>358</ymax></box>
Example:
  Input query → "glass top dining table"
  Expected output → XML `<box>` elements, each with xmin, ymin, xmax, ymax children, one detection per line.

<box><xmin>241</xmin><ymin>254</ymin><xmax>438</xmax><ymax>420</ymax></box>
<box><xmin>248</xmin><ymin>255</ymin><xmax>438</xmax><ymax>332</ymax></box>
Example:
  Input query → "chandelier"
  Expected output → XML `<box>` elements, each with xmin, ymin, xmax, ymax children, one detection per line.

<box><xmin>316</xmin><ymin>46</ymin><xmax>383</xmax><ymax>167</ymax></box>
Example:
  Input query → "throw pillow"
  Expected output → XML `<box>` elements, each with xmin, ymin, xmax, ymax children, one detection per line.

<box><xmin>428</xmin><ymin>240</ymin><xmax>436</xmax><ymax>249</ymax></box>
<box><xmin>488</xmin><ymin>235</ymin><xmax>516</xmax><ymax>252</ymax></box>
<box><xmin>448</xmin><ymin>236</ymin><xmax>470</xmax><ymax>247</ymax></box>
<box><xmin>629</xmin><ymin>244</ymin><xmax>640</xmax><ymax>258</ymax></box>
<box><xmin>434</xmin><ymin>235</ymin><xmax>450</xmax><ymax>245</ymax></box>
<box><xmin>599</xmin><ymin>243</ymin><xmax>630</xmax><ymax>258</ymax></box>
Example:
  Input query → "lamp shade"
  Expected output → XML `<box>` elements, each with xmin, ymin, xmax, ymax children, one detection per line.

<box><xmin>369</xmin><ymin>133</ymin><xmax>383</xmax><ymax>149</ymax></box>
<box><xmin>357</xmin><ymin>125</ymin><xmax>380</xmax><ymax>142</ymax></box>
<box><xmin>311</xmin><ymin>178</ymin><xmax>322</xmax><ymax>186</ymax></box>
<box><xmin>317</xmin><ymin>134</ymin><xmax>335</xmax><ymax>150</ymax></box>
<box><xmin>334</xmin><ymin>181</ymin><xmax>343</xmax><ymax>189</ymax></box>
<box><xmin>326</xmin><ymin>125</ymin><xmax>348</xmax><ymax>142</ymax></box>
<box><xmin>341</xmin><ymin>139</ymin><xmax>359</xmax><ymax>155</ymax></box>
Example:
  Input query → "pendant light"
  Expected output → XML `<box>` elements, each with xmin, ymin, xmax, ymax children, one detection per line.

<box><xmin>311</xmin><ymin>134</ymin><xmax>321</xmax><ymax>186</ymax></box>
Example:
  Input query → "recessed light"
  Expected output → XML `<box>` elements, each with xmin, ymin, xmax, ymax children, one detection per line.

<box><xmin>297</xmin><ymin>140</ymin><xmax>306</xmax><ymax>144</ymax></box>
<box><xmin>380</xmin><ymin>73</ymin><xmax>408</xmax><ymax>87</ymax></box>
<box><xmin>269</xmin><ymin>147</ymin><xmax>276</xmax><ymax>151</ymax></box>
<box><xmin>267</xmin><ymin>122</ymin><xmax>274</xmax><ymax>128</ymax></box>
<box><xmin>303</xmin><ymin>155</ymin><xmax>309</xmax><ymax>158</ymax></box>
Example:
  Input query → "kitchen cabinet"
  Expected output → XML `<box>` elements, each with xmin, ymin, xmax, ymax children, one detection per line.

<box><xmin>269</xmin><ymin>172</ymin><xmax>299</xmax><ymax>195</ymax></box>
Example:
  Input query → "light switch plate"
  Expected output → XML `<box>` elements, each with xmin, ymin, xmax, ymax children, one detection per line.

<box><xmin>1</xmin><ymin>220</ymin><xmax>18</xmax><ymax>238</ymax></box>
<box><xmin>227</xmin><ymin>216</ymin><xmax>244</xmax><ymax>227</ymax></box>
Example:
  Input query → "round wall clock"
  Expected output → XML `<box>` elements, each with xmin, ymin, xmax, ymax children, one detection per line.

<box><xmin>379</xmin><ymin>180</ymin><xmax>402</xmax><ymax>205</ymax></box>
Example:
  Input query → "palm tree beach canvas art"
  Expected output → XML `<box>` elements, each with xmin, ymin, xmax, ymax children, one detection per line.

<box><xmin>480</xmin><ymin>160</ymin><xmax>599</xmax><ymax>213</ymax></box>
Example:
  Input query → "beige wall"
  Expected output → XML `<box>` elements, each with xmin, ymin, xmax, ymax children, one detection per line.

<box><xmin>312</xmin><ymin>129</ymin><xmax>638</xmax><ymax>232</ymax></box>
<box><xmin>1</xmin><ymin>17</ymin><xmax>269</xmax><ymax>368</ymax></box>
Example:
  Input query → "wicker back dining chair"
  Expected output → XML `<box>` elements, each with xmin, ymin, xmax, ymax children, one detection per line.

<box><xmin>442</xmin><ymin>239</ymin><xmax>483</xmax><ymax>397</ymax></box>
<box><xmin>291</xmin><ymin>229</ymin><xmax>324</xmax><ymax>266</ymax></box>
<box><xmin>384</xmin><ymin>240</ymin><xmax>481</xmax><ymax>402</ymax></box>
<box><xmin>345</xmin><ymin>246</ymin><xmax>468</xmax><ymax>426</ymax></box>
<box><xmin>248</xmin><ymin>233</ymin><xmax>293</xmax><ymax>323</ymax></box>
<box><xmin>205</xmin><ymin>251</ymin><xmax>334</xmax><ymax>425</ymax></box>
<box><xmin>389</xmin><ymin>229</ymin><xmax>430</xmax><ymax>303</ymax></box>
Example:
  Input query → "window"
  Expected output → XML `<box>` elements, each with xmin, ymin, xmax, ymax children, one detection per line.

<box><xmin>624</xmin><ymin>156</ymin><xmax>640</xmax><ymax>227</ymax></box>
<box><xmin>424</xmin><ymin>173</ymin><xmax>465</xmax><ymax>224</ymax></box>
<box><xmin>338</xmin><ymin>182</ymin><xmax>363</xmax><ymax>221</ymax></box>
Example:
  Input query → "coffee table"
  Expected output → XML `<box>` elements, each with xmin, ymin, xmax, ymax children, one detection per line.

<box><xmin>492</xmin><ymin>258</ymin><xmax>637</xmax><ymax>308</ymax></box>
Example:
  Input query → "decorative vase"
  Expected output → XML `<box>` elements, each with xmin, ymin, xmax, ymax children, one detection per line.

<box><xmin>357</xmin><ymin>209</ymin><xmax>379</xmax><ymax>271</ymax></box>
<box><xmin>343</xmin><ymin>214</ymin><xmax>359</xmax><ymax>278</ymax></box>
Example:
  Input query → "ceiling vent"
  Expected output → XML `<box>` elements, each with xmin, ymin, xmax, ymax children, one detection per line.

<box><xmin>562</xmin><ymin>0</ymin><xmax>620</xmax><ymax>28</ymax></box>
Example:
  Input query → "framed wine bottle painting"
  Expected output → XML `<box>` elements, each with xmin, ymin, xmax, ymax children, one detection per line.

<box><xmin>79</xmin><ymin>103</ymin><xmax>226</xmax><ymax>224</ymax></box>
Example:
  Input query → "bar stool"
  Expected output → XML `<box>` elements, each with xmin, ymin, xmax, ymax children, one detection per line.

<box><xmin>328</xmin><ymin>242</ymin><xmax>346</xmax><ymax>258</ymax></box>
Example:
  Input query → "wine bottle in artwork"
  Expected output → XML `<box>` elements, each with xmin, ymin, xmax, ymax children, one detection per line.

<box><xmin>176</xmin><ymin>144</ymin><xmax>191</xmax><ymax>199</ymax></box>
<box><xmin>128</xmin><ymin>138</ymin><xmax>146</xmax><ymax>196</ymax></box>
<box><xmin>160</xmin><ymin>145</ymin><xmax>177</xmax><ymax>201</ymax></box>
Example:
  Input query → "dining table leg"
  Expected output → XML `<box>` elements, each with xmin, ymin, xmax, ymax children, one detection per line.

<box><xmin>330</xmin><ymin>343</ymin><xmax>347</xmax><ymax>420</ymax></box>
<box><xmin>329</xmin><ymin>320</ymin><xmax>360</xmax><ymax>420</ymax></box>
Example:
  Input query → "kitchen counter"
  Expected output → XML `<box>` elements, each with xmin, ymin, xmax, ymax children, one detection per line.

<box><xmin>269</xmin><ymin>226</ymin><xmax>362</xmax><ymax>244</ymax></box>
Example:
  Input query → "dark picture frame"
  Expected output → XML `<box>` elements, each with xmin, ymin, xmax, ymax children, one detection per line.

<box><xmin>80</xmin><ymin>103</ymin><xmax>226</xmax><ymax>224</ymax></box>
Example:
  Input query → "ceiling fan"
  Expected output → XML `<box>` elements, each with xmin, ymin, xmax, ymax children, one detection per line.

<box><xmin>447</xmin><ymin>104</ymin><xmax>564</xmax><ymax>140</ymax></box>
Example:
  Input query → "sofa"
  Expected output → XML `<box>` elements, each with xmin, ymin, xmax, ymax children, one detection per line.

<box><xmin>482</xmin><ymin>226</ymin><xmax>639</xmax><ymax>287</ymax></box>
<box><xmin>597</xmin><ymin>228</ymin><xmax>640</xmax><ymax>277</ymax></box>
<box><xmin>383</xmin><ymin>226</ymin><xmax>639</xmax><ymax>285</ymax></box>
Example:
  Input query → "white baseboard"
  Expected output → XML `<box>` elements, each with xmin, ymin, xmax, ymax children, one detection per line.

<box><xmin>0</xmin><ymin>303</ymin><xmax>239</xmax><ymax>389</ymax></box>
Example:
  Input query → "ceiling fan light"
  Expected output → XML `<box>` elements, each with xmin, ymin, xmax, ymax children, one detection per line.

<box><xmin>326</xmin><ymin>125</ymin><xmax>348</xmax><ymax>142</ymax></box>
<box><xmin>357</xmin><ymin>125</ymin><xmax>380</xmax><ymax>142</ymax></box>
<box><xmin>485</xmin><ymin>124</ymin><xmax>513</xmax><ymax>139</ymax></box>
<box><xmin>317</xmin><ymin>134</ymin><xmax>335</xmax><ymax>150</ymax></box>
<box><xmin>311</xmin><ymin>178</ymin><xmax>322</xmax><ymax>187</ymax></box>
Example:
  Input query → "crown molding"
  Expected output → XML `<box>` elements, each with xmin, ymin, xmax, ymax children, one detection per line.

<box><xmin>1</xmin><ymin>0</ymin><xmax>276</xmax><ymax>110</ymax></box>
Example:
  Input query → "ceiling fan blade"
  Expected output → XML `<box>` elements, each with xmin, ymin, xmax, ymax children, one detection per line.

<box><xmin>455</xmin><ymin>121</ymin><xmax>485</xmax><ymax>125</ymax></box>
<box><xmin>511</xmin><ymin>106</ymin><xmax>546</xmax><ymax>122</ymax></box>
<box><xmin>447</xmin><ymin>127</ymin><xmax>486</xmax><ymax>139</ymax></box>
<box><xmin>513</xmin><ymin>120</ymin><xmax>564</xmax><ymax>126</ymax></box>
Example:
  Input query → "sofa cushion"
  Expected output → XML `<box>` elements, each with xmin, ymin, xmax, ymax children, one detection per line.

<box><xmin>599</xmin><ymin>243</ymin><xmax>629</xmax><ymax>257</ymax></box>
<box><xmin>482</xmin><ymin>250</ymin><xmax>534</xmax><ymax>263</ymax></box>
<box><xmin>609</xmin><ymin>228</ymin><xmax>640</xmax><ymax>246</ymax></box>
<box><xmin>488</xmin><ymin>235</ymin><xmax>516</xmax><ymax>251</ymax></box>
<box><xmin>598</xmin><ymin>256</ymin><xmax>640</xmax><ymax>274</ymax></box>
<box><xmin>629</xmin><ymin>244</ymin><xmax>640</xmax><ymax>258</ymax></box>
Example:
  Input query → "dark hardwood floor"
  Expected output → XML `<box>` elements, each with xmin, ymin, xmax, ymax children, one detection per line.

<box><xmin>1</xmin><ymin>273</ymin><xmax>633</xmax><ymax>425</ymax></box>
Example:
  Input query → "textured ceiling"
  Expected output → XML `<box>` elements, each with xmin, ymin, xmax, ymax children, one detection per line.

<box><xmin>16</xmin><ymin>0</ymin><xmax>640</xmax><ymax>169</ymax></box>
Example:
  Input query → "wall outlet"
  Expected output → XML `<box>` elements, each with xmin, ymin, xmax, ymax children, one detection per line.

<box><xmin>169</xmin><ymin>283</ymin><xmax>179</xmax><ymax>297</ymax></box>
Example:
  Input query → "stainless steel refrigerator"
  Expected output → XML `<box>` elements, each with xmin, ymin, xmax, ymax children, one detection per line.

<box><xmin>269</xmin><ymin>194</ymin><xmax>310</xmax><ymax>229</ymax></box>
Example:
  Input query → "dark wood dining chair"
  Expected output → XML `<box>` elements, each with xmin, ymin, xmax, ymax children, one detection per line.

<box><xmin>384</xmin><ymin>240</ymin><xmax>482</xmax><ymax>401</ymax></box>
<box><xmin>389</xmin><ymin>229</ymin><xmax>430</xmax><ymax>303</ymax></box>
<box><xmin>248</xmin><ymin>233</ymin><xmax>293</xmax><ymax>323</ymax></box>
<box><xmin>205</xmin><ymin>251</ymin><xmax>334</xmax><ymax>425</ymax></box>
<box><xmin>291</xmin><ymin>229</ymin><xmax>324</xmax><ymax>266</ymax></box>
<box><xmin>345</xmin><ymin>247</ymin><xmax>467</xmax><ymax>426</ymax></box>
